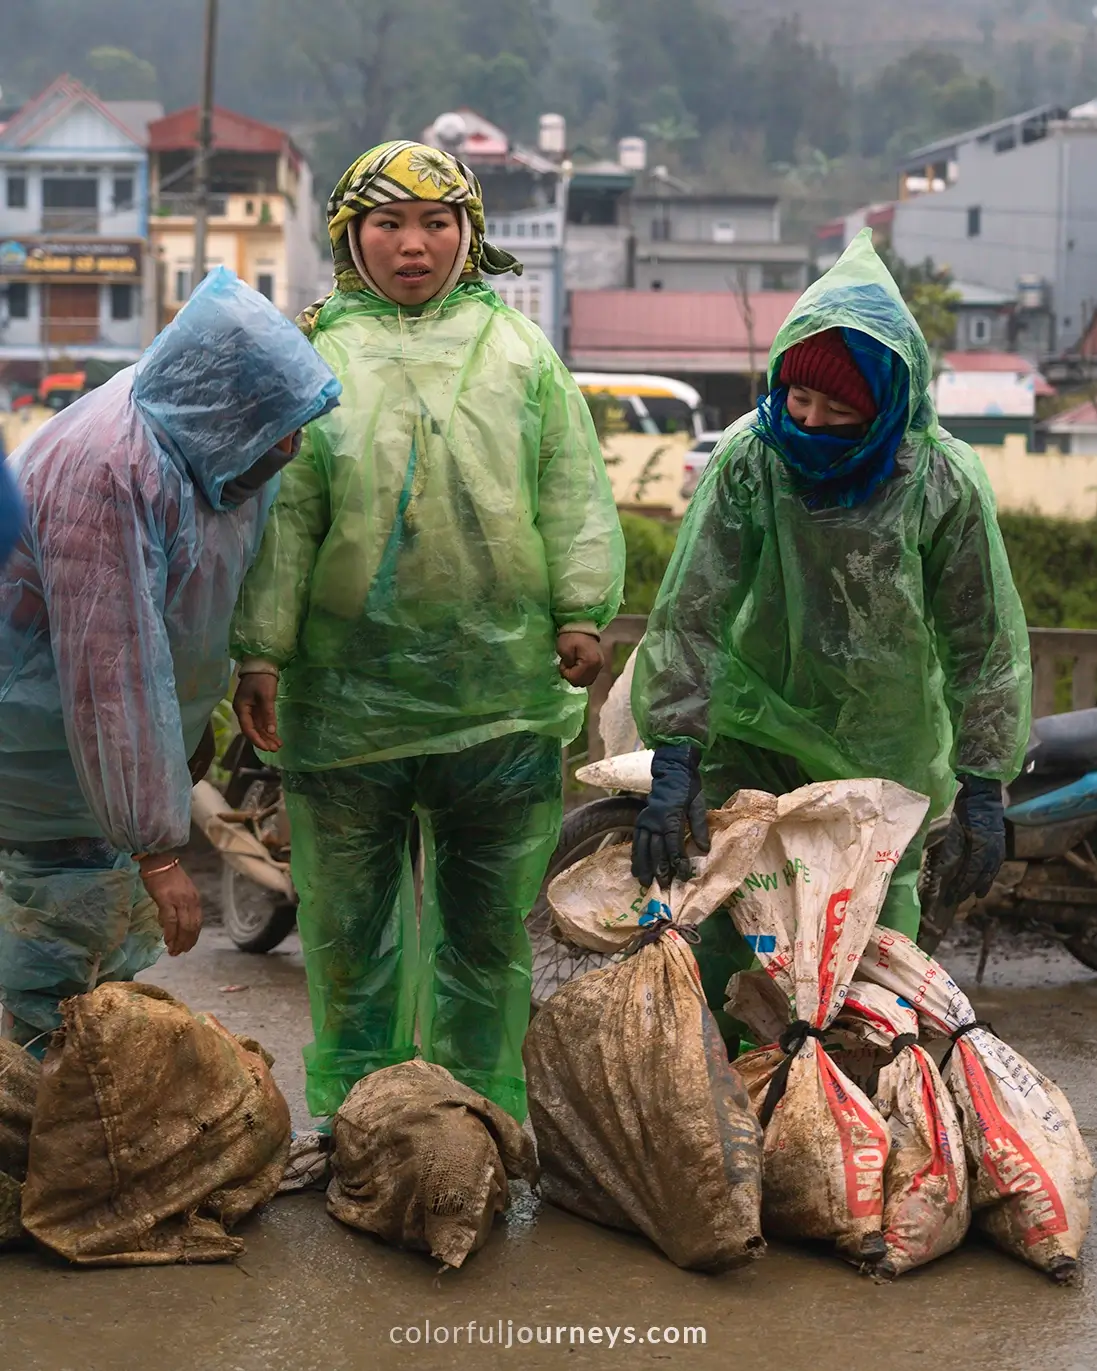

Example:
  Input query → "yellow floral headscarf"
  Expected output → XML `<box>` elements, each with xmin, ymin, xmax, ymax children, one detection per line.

<box><xmin>299</xmin><ymin>139</ymin><xmax>522</xmax><ymax>333</ymax></box>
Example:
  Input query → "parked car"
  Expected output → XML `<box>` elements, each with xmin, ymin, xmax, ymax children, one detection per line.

<box><xmin>680</xmin><ymin>431</ymin><xmax>724</xmax><ymax>500</ymax></box>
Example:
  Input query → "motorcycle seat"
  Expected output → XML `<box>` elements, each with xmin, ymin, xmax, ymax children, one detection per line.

<box><xmin>1027</xmin><ymin>708</ymin><xmax>1097</xmax><ymax>775</ymax></box>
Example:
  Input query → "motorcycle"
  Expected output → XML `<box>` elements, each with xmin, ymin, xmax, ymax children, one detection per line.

<box><xmin>194</xmin><ymin>735</ymin><xmax>617</xmax><ymax>1006</ymax></box>
<box><xmin>195</xmin><ymin>664</ymin><xmax>1097</xmax><ymax>985</ymax></box>
<box><xmin>918</xmin><ymin>707</ymin><xmax>1097</xmax><ymax>970</ymax></box>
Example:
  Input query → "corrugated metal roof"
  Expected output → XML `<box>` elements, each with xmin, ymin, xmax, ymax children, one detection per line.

<box><xmin>149</xmin><ymin>106</ymin><xmax>297</xmax><ymax>160</ymax></box>
<box><xmin>569</xmin><ymin>290</ymin><xmax>800</xmax><ymax>356</ymax></box>
<box><xmin>942</xmin><ymin>351</ymin><xmax>1054</xmax><ymax>397</ymax></box>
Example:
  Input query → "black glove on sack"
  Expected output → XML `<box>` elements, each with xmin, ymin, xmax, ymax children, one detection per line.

<box><xmin>937</xmin><ymin>773</ymin><xmax>1006</xmax><ymax>906</ymax></box>
<box><xmin>631</xmin><ymin>744</ymin><xmax>711</xmax><ymax>888</ymax></box>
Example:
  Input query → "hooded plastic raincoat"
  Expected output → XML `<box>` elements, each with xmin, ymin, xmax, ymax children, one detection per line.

<box><xmin>0</xmin><ymin>268</ymin><xmax>341</xmax><ymax>1044</ymax></box>
<box><xmin>633</xmin><ymin>232</ymin><xmax>1030</xmax><ymax>992</ymax></box>
<box><xmin>232</xmin><ymin>146</ymin><xmax>624</xmax><ymax>1121</ymax></box>
<box><xmin>232</xmin><ymin>280</ymin><xmax>624</xmax><ymax>767</ymax></box>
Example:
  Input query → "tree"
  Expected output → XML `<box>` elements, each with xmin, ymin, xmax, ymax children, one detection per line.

<box><xmin>754</xmin><ymin>17</ymin><xmax>850</xmax><ymax>165</ymax></box>
<box><xmin>597</xmin><ymin>0</ymin><xmax>737</xmax><ymax>136</ymax></box>
<box><xmin>82</xmin><ymin>46</ymin><xmax>158</xmax><ymax>101</ymax></box>
<box><xmin>878</xmin><ymin>247</ymin><xmax>960</xmax><ymax>354</ymax></box>
<box><xmin>858</xmin><ymin>47</ymin><xmax>996</xmax><ymax>159</ymax></box>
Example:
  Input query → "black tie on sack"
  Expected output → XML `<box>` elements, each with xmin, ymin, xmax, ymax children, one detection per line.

<box><xmin>759</xmin><ymin>1020</ymin><xmax>827</xmax><ymax>1130</ymax></box>
<box><xmin>629</xmin><ymin>919</ymin><xmax>702</xmax><ymax>953</ymax></box>
<box><xmin>939</xmin><ymin>1019</ymin><xmax>994</xmax><ymax>1075</ymax></box>
<box><xmin>865</xmin><ymin>1031</ymin><xmax>918</xmax><ymax>1100</ymax></box>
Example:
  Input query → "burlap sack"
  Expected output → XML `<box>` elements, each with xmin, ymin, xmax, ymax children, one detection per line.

<box><xmin>21</xmin><ymin>982</ymin><xmax>291</xmax><ymax>1265</ymax></box>
<box><xmin>833</xmin><ymin>982</ymin><xmax>970</xmax><ymax>1278</ymax></box>
<box><xmin>525</xmin><ymin>927</ymin><xmax>764</xmax><ymax>1272</ymax></box>
<box><xmin>725</xmin><ymin>779</ymin><xmax>930</xmax><ymax>1266</ymax></box>
<box><xmin>327</xmin><ymin>1058</ymin><xmax>538</xmax><ymax>1270</ymax></box>
<box><xmin>0</xmin><ymin>1040</ymin><xmax>40</xmax><ymax>1245</ymax></box>
<box><xmin>860</xmin><ymin>928</ymin><xmax>1094</xmax><ymax>1282</ymax></box>
<box><xmin>547</xmin><ymin>790</ymin><xmax>778</xmax><ymax>953</ymax></box>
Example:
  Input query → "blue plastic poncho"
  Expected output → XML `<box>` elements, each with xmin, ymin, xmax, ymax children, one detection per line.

<box><xmin>0</xmin><ymin>438</ymin><xmax>22</xmax><ymax>571</ymax></box>
<box><xmin>0</xmin><ymin>268</ymin><xmax>341</xmax><ymax>854</ymax></box>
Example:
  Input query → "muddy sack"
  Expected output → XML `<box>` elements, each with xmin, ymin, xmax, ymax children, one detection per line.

<box><xmin>525</xmin><ymin>925</ymin><xmax>764</xmax><ymax>1272</ymax></box>
<box><xmin>726</xmin><ymin>779</ymin><xmax>930</xmax><ymax>1266</ymax></box>
<box><xmin>327</xmin><ymin>1058</ymin><xmax>538</xmax><ymax>1270</ymax></box>
<box><xmin>21</xmin><ymin>982</ymin><xmax>290</xmax><ymax>1265</ymax></box>
<box><xmin>859</xmin><ymin>928</ymin><xmax>1094</xmax><ymax>1282</ymax></box>
<box><xmin>833</xmin><ymin>982</ymin><xmax>969</xmax><ymax>1277</ymax></box>
<box><xmin>547</xmin><ymin>790</ymin><xmax>777</xmax><ymax>953</ymax></box>
<box><xmin>0</xmin><ymin>1040</ymin><xmax>40</xmax><ymax>1244</ymax></box>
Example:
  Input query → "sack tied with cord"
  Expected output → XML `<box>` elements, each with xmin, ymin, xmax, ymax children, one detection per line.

<box><xmin>726</xmin><ymin>778</ymin><xmax>930</xmax><ymax>1267</ymax></box>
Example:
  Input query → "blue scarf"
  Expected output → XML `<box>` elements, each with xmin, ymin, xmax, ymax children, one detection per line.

<box><xmin>753</xmin><ymin>326</ymin><xmax>911</xmax><ymax>509</ymax></box>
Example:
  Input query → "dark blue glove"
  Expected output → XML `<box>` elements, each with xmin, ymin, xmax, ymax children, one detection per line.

<box><xmin>938</xmin><ymin>774</ymin><xmax>1006</xmax><ymax>905</ymax></box>
<box><xmin>631</xmin><ymin>744</ymin><xmax>711</xmax><ymax>888</ymax></box>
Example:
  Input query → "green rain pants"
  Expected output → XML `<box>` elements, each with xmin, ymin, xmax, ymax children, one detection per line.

<box><xmin>282</xmin><ymin>731</ymin><xmax>563</xmax><ymax>1123</ymax></box>
<box><xmin>696</xmin><ymin>740</ymin><xmax>928</xmax><ymax>1055</ymax></box>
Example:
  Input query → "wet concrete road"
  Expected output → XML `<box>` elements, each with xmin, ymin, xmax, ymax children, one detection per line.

<box><xmin>3</xmin><ymin>897</ymin><xmax>1097</xmax><ymax>1371</ymax></box>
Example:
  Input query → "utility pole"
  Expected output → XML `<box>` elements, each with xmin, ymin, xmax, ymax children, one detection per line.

<box><xmin>192</xmin><ymin>0</ymin><xmax>218</xmax><ymax>292</ymax></box>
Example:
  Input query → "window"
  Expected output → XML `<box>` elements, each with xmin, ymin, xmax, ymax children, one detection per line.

<box><xmin>967</xmin><ymin>205</ymin><xmax>982</xmax><ymax>238</ymax></box>
<box><xmin>5</xmin><ymin>282</ymin><xmax>29</xmax><ymax>319</ymax></box>
<box><xmin>112</xmin><ymin>176</ymin><xmax>134</xmax><ymax>210</ymax></box>
<box><xmin>6</xmin><ymin>176</ymin><xmax>26</xmax><ymax>209</ymax></box>
<box><xmin>42</xmin><ymin>176</ymin><xmax>98</xmax><ymax>232</ymax></box>
<box><xmin>515</xmin><ymin>221</ymin><xmax>526</xmax><ymax>237</ymax></box>
<box><xmin>970</xmin><ymin>314</ymin><xmax>991</xmax><ymax>345</ymax></box>
<box><xmin>110</xmin><ymin>283</ymin><xmax>134</xmax><ymax>320</ymax></box>
<box><xmin>712</xmin><ymin>220</ymin><xmax>736</xmax><ymax>243</ymax></box>
<box><xmin>530</xmin><ymin>221</ymin><xmax>541</xmax><ymax>238</ymax></box>
<box><xmin>527</xmin><ymin>285</ymin><xmax>542</xmax><ymax>323</ymax></box>
<box><xmin>651</xmin><ymin>217</ymin><xmax>671</xmax><ymax>242</ymax></box>
<box><xmin>256</xmin><ymin>273</ymin><xmax>275</xmax><ymax>301</ymax></box>
<box><xmin>42</xmin><ymin>177</ymin><xmax>98</xmax><ymax>208</ymax></box>
<box><xmin>174</xmin><ymin>268</ymin><xmax>192</xmax><ymax>303</ymax></box>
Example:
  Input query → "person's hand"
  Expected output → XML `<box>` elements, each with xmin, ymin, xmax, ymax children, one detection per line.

<box><xmin>187</xmin><ymin>721</ymin><xmax>217</xmax><ymax>784</ymax></box>
<box><xmin>139</xmin><ymin>857</ymin><xmax>202</xmax><ymax>955</ymax></box>
<box><xmin>937</xmin><ymin>774</ymin><xmax>1006</xmax><ymax>906</ymax></box>
<box><xmin>234</xmin><ymin>672</ymin><xmax>282</xmax><ymax>752</ymax></box>
<box><xmin>631</xmin><ymin>744</ymin><xmax>711</xmax><ymax>888</ymax></box>
<box><xmin>557</xmin><ymin>632</ymin><xmax>604</xmax><ymax>688</ymax></box>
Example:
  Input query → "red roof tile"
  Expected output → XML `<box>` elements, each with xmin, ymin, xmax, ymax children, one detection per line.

<box><xmin>569</xmin><ymin>290</ymin><xmax>800</xmax><ymax>357</ymax></box>
<box><xmin>148</xmin><ymin>105</ymin><xmax>298</xmax><ymax>163</ymax></box>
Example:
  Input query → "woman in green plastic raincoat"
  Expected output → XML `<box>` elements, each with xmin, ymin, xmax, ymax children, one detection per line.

<box><xmin>630</xmin><ymin>231</ymin><xmax>1031</xmax><ymax>1047</ymax></box>
<box><xmin>231</xmin><ymin>141</ymin><xmax>625</xmax><ymax>1122</ymax></box>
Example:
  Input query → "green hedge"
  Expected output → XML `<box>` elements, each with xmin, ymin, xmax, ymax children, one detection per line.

<box><xmin>622</xmin><ymin>511</ymin><xmax>1097</xmax><ymax>629</ymax></box>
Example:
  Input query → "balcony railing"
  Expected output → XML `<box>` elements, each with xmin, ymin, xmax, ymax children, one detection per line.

<box><xmin>40</xmin><ymin>209</ymin><xmax>100</xmax><ymax>234</ymax></box>
<box><xmin>154</xmin><ymin>193</ymin><xmax>229</xmax><ymax>218</ymax></box>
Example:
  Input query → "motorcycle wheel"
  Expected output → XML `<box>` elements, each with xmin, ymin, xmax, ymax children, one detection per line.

<box><xmin>221</xmin><ymin>863</ymin><xmax>298</xmax><ymax>954</ymax></box>
<box><xmin>525</xmin><ymin>795</ymin><xmax>646</xmax><ymax>1011</ymax></box>
<box><xmin>1065</xmin><ymin>928</ymin><xmax>1097</xmax><ymax>971</ymax></box>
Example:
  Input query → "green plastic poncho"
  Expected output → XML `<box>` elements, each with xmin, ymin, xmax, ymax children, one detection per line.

<box><xmin>634</xmin><ymin>230</ymin><xmax>1032</xmax><ymax>824</ymax></box>
<box><xmin>232</xmin><ymin>281</ymin><xmax>625</xmax><ymax>770</ymax></box>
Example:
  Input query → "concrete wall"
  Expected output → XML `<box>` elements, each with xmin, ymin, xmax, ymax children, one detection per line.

<box><xmin>1061</xmin><ymin>127</ymin><xmax>1097</xmax><ymax>346</ymax></box>
<box><xmin>632</xmin><ymin>198</ymin><xmax>778</xmax><ymax>244</ymax></box>
<box><xmin>893</xmin><ymin>134</ymin><xmax>1061</xmax><ymax>326</ymax></box>
<box><xmin>635</xmin><ymin>259</ymin><xmax>763</xmax><ymax>292</ymax></box>
<box><xmin>565</xmin><ymin>225</ymin><xmax>631</xmax><ymax>289</ymax></box>
<box><xmin>974</xmin><ymin>434</ymin><xmax>1097</xmax><ymax>519</ymax></box>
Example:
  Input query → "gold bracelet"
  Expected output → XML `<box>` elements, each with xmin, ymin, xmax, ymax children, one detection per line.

<box><xmin>141</xmin><ymin>857</ymin><xmax>181</xmax><ymax>878</ymax></box>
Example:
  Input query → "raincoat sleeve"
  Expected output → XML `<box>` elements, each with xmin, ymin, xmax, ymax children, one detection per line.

<box><xmin>535</xmin><ymin>352</ymin><xmax>625</xmax><ymax>634</ymax></box>
<box><xmin>36</xmin><ymin>455</ymin><xmax>193</xmax><ymax>854</ymax></box>
<box><xmin>231</xmin><ymin>425</ymin><xmax>329</xmax><ymax>667</ymax></box>
<box><xmin>633</xmin><ymin>438</ymin><xmax>760</xmax><ymax>749</ymax></box>
<box><xmin>0</xmin><ymin>451</ymin><xmax>23</xmax><ymax>571</ymax></box>
<box><xmin>922</xmin><ymin>443</ymin><xmax>1032</xmax><ymax>782</ymax></box>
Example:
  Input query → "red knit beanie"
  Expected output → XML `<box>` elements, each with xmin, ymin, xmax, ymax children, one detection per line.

<box><xmin>779</xmin><ymin>328</ymin><xmax>878</xmax><ymax>421</ymax></box>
